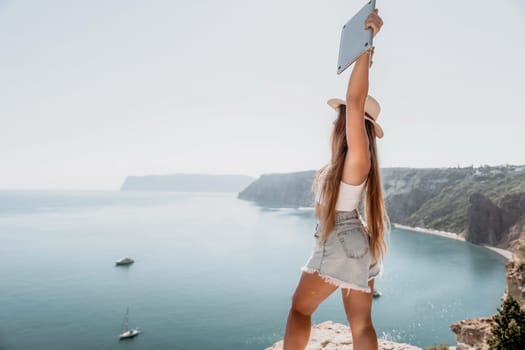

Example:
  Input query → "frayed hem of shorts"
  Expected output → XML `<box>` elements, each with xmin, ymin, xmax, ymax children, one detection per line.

<box><xmin>368</xmin><ymin>262</ymin><xmax>384</xmax><ymax>281</ymax></box>
<box><xmin>300</xmin><ymin>266</ymin><xmax>371</xmax><ymax>296</ymax></box>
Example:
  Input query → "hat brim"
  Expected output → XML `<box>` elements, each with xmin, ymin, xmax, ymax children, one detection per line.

<box><xmin>364</xmin><ymin>116</ymin><xmax>384</xmax><ymax>138</ymax></box>
<box><xmin>327</xmin><ymin>98</ymin><xmax>346</xmax><ymax>110</ymax></box>
<box><xmin>328</xmin><ymin>98</ymin><xmax>384</xmax><ymax>139</ymax></box>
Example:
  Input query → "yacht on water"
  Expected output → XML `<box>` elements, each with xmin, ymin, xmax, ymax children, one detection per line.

<box><xmin>115</xmin><ymin>257</ymin><xmax>134</xmax><ymax>266</ymax></box>
<box><xmin>118</xmin><ymin>307</ymin><xmax>141</xmax><ymax>340</ymax></box>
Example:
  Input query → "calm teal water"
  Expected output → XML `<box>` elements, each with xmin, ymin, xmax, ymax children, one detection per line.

<box><xmin>0</xmin><ymin>190</ymin><xmax>507</xmax><ymax>349</ymax></box>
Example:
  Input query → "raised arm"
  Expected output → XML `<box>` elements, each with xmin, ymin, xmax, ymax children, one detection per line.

<box><xmin>345</xmin><ymin>50</ymin><xmax>372</xmax><ymax>168</ymax></box>
<box><xmin>344</xmin><ymin>8</ymin><xmax>383</xmax><ymax>173</ymax></box>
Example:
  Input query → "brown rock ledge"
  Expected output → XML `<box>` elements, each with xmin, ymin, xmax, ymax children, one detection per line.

<box><xmin>265</xmin><ymin>320</ymin><xmax>423</xmax><ymax>350</ymax></box>
<box><xmin>450</xmin><ymin>317</ymin><xmax>493</xmax><ymax>350</ymax></box>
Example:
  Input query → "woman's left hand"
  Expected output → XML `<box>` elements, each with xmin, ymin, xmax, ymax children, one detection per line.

<box><xmin>365</xmin><ymin>8</ymin><xmax>383</xmax><ymax>38</ymax></box>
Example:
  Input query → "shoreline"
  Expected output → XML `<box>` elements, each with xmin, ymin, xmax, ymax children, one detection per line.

<box><xmin>392</xmin><ymin>223</ymin><xmax>514</xmax><ymax>261</ymax></box>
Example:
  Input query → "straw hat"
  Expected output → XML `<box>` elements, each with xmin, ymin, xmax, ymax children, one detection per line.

<box><xmin>326</xmin><ymin>95</ymin><xmax>384</xmax><ymax>138</ymax></box>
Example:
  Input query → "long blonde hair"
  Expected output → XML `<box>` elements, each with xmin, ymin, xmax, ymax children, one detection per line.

<box><xmin>313</xmin><ymin>104</ymin><xmax>390</xmax><ymax>264</ymax></box>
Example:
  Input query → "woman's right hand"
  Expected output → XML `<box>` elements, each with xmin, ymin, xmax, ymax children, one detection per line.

<box><xmin>365</xmin><ymin>8</ymin><xmax>383</xmax><ymax>38</ymax></box>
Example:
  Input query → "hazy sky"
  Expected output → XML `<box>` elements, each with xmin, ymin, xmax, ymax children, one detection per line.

<box><xmin>1</xmin><ymin>0</ymin><xmax>524</xmax><ymax>189</ymax></box>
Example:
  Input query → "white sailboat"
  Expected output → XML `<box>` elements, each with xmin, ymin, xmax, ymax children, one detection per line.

<box><xmin>118</xmin><ymin>307</ymin><xmax>141</xmax><ymax>340</ymax></box>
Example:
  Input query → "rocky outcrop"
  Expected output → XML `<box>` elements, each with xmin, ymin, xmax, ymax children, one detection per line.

<box><xmin>504</xmin><ymin>238</ymin><xmax>525</xmax><ymax>309</ymax></box>
<box><xmin>450</xmin><ymin>236</ymin><xmax>525</xmax><ymax>349</ymax></box>
<box><xmin>120</xmin><ymin>173</ymin><xmax>254</xmax><ymax>192</ymax></box>
<box><xmin>466</xmin><ymin>192</ymin><xmax>525</xmax><ymax>246</ymax></box>
<box><xmin>264</xmin><ymin>320</ymin><xmax>423</xmax><ymax>350</ymax></box>
<box><xmin>450</xmin><ymin>317</ymin><xmax>493</xmax><ymax>350</ymax></box>
<box><xmin>502</xmin><ymin>216</ymin><xmax>525</xmax><ymax>248</ymax></box>
<box><xmin>501</xmin><ymin>193</ymin><xmax>525</xmax><ymax>231</ymax></box>
<box><xmin>467</xmin><ymin>193</ymin><xmax>505</xmax><ymax>245</ymax></box>
<box><xmin>238</xmin><ymin>170</ymin><xmax>316</xmax><ymax>208</ymax></box>
<box><xmin>511</xmin><ymin>237</ymin><xmax>525</xmax><ymax>266</ymax></box>
<box><xmin>381</xmin><ymin>167</ymin><xmax>470</xmax><ymax>229</ymax></box>
<box><xmin>505</xmin><ymin>261</ymin><xmax>525</xmax><ymax>311</ymax></box>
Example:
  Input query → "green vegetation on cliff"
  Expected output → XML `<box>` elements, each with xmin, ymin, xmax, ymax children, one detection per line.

<box><xmin>238</xmin><ymin>165</ymin><xmax>525</xmax><ymax>248</ymax></box>
<box><xmin>487</xmin><ymin>295</ymin><xmax>525</xmax><ymax>350</ymax></box>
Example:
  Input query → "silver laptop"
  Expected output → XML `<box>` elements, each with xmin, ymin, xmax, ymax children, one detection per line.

<box><xmin>336</xmin><ymin>0</ymin><xmax>376</xmax><ymax>75</ymax></box>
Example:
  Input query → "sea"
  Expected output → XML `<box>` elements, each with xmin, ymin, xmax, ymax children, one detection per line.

<box><xmin>0</xmin><ymin>190</ymin><xmax>508</xmax><ymax>349</ymax></box>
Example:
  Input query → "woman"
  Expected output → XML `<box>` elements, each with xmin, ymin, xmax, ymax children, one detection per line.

<box><xmin>282</xmin><ymin>8</ymin><xmax>389</xmax><ymax>350</ymax></box>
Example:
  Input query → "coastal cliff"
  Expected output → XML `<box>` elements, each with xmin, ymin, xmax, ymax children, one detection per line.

<box><xmin>467</xmin><ymin>192</ymin><xmax>525</xmax><ymax>248</ymax></box>
<box><xmin>237</xmin><ymin>170</ymin><xmax>316</xmax><ymax>207</ymax></box>
<box><xmin>238</xmin><ymin>165</ymin><xmax>525</xmax><ymax>253</ymax></box>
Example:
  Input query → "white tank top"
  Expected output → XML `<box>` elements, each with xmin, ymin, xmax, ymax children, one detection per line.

<box><xmin>314</xmin><ymin>167</ymin><xmax>367</xmax><ymax>211</ymax></box>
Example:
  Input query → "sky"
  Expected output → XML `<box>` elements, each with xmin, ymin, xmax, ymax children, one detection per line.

<box><xmin>1</xmin><ymin>0</ymin><xmax>524</xmax><ymax>190</ymax></box>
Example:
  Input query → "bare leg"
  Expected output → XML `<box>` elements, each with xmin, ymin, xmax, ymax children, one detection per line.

<box><xmin>341</xmin><ymin>278</ymin><xmax>378</xmax><ymax>350</ymax></box>
<box><xmin>283</xmin><ymin>271</ymin><xmax>338</xmax><ymax>350</ymax></box>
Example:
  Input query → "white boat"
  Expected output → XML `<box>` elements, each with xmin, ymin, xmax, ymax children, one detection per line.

<box><xmin>118</xmin><ymin>307</ymin><xmax>141</xmax><ymax>340</ymax></box>
<box><xmin>119</xmin><ymin>328</ymin><xmax>141</xmax><ymax>340</ymax></box>
<box><xmin>115</xmin><ymin>257</ymin><xmax>134</xmax><ymax>266</ymax></box>
<box><xmin>373</xmin><ymin>288</ymin><xmax>382</xmax><ymax>298</ymax></box>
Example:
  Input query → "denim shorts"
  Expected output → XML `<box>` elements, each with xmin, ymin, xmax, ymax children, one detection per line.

<box><xmin>301</xmin><ymin>209</ymin><xmax>383</xmax><ymax>296</ymax></box>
